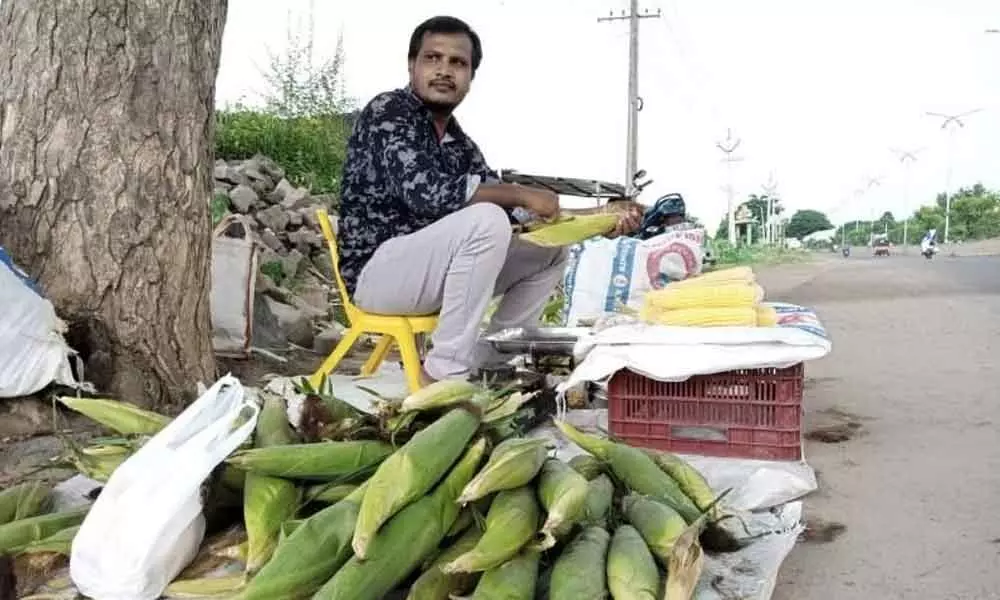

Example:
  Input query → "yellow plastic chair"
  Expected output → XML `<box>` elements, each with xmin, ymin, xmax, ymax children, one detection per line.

<box><xmin>310</xmin><ymin>209</ymin><xmax>439</xmax><ymax>393</ymax></box>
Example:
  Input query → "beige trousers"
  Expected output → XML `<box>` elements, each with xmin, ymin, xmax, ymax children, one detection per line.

<box><xmin>353</xmin><ymin>203</ymin><xmax>567</xmax><ymax>380</ymax></box>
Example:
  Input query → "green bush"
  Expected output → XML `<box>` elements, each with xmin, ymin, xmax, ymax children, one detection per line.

<box><xmin>215</xmin><ymin>108</ymin><xmax>352</xmax><ymax>195</ymax></box>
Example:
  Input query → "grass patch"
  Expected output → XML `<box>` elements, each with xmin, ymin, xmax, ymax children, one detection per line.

<box><xmin>710</xmin><ymin>241</ymin><xmax>811</xmax><ymax>268</ymax></box>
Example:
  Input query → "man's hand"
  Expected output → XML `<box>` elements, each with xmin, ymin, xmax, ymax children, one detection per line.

<box><xmin>518</xmin><ymin>187</ymin><xmax>560</xmax><ymax>221</ymax></box>
<box><xmin>605</xmin><ymin>200</ymin><xmax>644</xmax><ymax>238</ymax></box>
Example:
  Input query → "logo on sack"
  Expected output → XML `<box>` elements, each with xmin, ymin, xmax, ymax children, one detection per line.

<box><xmin>645</xmin><ymin>242</ymin><xmax>698</xmax><ymax>289</ymax></box>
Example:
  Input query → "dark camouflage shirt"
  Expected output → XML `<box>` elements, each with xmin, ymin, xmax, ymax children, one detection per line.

<box><xmin>337</xmin><ymin>87</ymin><xmax>501</xmax><ymax>296</ymax></box>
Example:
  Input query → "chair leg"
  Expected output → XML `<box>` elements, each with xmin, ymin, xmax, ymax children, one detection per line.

<box><xmin>396</xmin><ymin>333</ymin><xmax>425</xmax><ymax>394</ymax></box>
<box><xmin>310</xmin><ymin>328</ymin><xmax>362</xmax><ymax>388</ymax></box>
<box><xmin>361</xmin><ymin>335</ymin><xmax>394</xmax><ymax>377</ymax></box>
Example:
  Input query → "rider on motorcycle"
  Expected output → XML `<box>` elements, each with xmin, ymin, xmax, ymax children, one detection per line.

<box><xmin>920</xmin><ymin>229</ymin><xmax>938</xmax><ymax>256</ymax></box>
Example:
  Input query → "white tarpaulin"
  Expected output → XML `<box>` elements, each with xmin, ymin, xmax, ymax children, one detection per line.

<box><xmin>0</xmin><ymin>248</ymin><xmax>78</xmax><ymax>397</ymax></box>
<box><xmin>558</xmin><ymin>302</ymin><xmax>832</xmax><ymax>392</ymax></box>
<box><xmin>533</xmin><ymin>409</ymin><xmax>812</xmax><ymax>600</ymax></box>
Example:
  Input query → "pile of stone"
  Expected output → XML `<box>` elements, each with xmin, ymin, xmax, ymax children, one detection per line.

<box><xmin>213</xmin><ymin>155</ymin><xmax>344</xmax><ymax>354</ymax></box>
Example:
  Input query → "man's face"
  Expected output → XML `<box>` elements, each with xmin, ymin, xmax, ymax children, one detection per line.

<box><xmin>408</xmin><ymin>32</ymin><xmax>474</xmax><ymax>113</ymax></box>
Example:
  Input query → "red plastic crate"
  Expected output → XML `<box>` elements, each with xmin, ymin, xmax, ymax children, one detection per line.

<box><xmin>607</xmin><ymin>364</ymin><xmax>804</xmax><ymax>461</ymax></box>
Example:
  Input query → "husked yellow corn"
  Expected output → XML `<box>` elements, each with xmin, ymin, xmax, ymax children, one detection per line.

<box><xmin>672</xmin><ymin>266</ymin><xmax>755</xmax><ymax>286</ymax></box>
<box><xmin>756</xmin><ymin>305</ymin><xmax>779</xmax><ymax>327</ymax></box>
<box><xmin>520</xmin><ymin>214</ymin><xmax>619</xmax><ymax>247</ymax></box>
<box><xmin>640</xmin><ymin>306</ymin><xmax>758</xmax><ymax>328</ymax></box>
<box><xmin>643</xmin><ymin>283</ymin><xmax>764</xmax><ymax>311</ymax></box>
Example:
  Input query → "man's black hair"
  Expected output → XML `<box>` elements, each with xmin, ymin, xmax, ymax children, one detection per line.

<box><xmin>408</xmin><ymin>16</ymin><xmax>483</xmax><ymax>73</ymax></box>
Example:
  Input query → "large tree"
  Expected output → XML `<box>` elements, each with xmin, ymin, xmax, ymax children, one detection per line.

<box><xmin>0</xmin><ymin>1</ymin><xmax>227</xmax><ymax>408</ymax></box>
<box><xmin>785</xmin><ymin>209</ymin><xmax>834</xmax><ymax>240</ymax></box>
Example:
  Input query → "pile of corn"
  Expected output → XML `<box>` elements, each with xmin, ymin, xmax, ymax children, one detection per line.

<box><xmin>8</xmin><ymin>380</ymin><xmax>736</xmax><ymax>599</ymax></box>
<box><xmin>640</xmin><ymin>266</ymin><xmax>779</xmax><ymax>328</ymax></box>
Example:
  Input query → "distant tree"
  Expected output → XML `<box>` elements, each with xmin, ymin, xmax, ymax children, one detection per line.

<box><xmin>786</xmin><ymin>209</ymin><xmax>834</xmax><ymax>240</ymax></box>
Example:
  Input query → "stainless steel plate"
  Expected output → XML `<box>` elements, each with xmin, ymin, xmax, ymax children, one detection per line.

<box><xmin>485</xmin><ymin>327</ymin><xmax>591</xmax><ymax>356</ymax></box>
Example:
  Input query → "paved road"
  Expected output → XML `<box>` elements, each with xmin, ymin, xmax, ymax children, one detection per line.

<box><xmin>761</xmin><ymin>253</ymin><xmax>1000</xmax><ymax>600</ymax></box>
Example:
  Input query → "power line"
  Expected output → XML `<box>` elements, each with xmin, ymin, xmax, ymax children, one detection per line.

<box><xmin>598</xmin><ymin>2</ymin><xmax>661</xmax><ymax>196</ymax></box>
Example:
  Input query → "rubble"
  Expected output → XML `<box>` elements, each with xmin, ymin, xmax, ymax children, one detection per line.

<box><xmin>213</xmin><ymin>154</ymin><xmax>343</xmax><ymax>353</ymax></box>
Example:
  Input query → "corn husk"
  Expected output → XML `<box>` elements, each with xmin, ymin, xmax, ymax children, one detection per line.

<box><xmin>244</xmin><ymin>393</ymin><xmax>300</xmax><ymax>574</ymax></box>
<box><xmin>607</xmin><ymin>525</ymin><xmax>660</xmax><ymax>600</ymax></box>
<box><xmin>548</xmin><ymin>526</ymin><xmax>610</xmax><ymax>600</ymax></box>
<box><xmin>643</xmin><ymin>450</ymin><xmax>717</xmax><ymax>516</ymax></box>
<box><xmin>0</xmin><ymin>507</ymin><xmax>89</xmax><ymax>554</ymax></box>
<box><xmin>520</xmin><ymin>214</ymin><xmax>619</xmax><ymax>247</ymax></box>
<box><xmin>0</xmin><ymin>481</ymin><xmax>51</xmax><ymax>525</ymax></box>
<box><xmin>482</xmin><ymin>392</ymin><xmax>534</xmax><ymax>424</ymax></box>
<box><xmin>663</xmin><ymin>518</ymin><xmax>706</xmax><ymax>600</ymax></box>
<box><xmin>175</xmin><ymin>526</ymin><xmax>247</xmax><ymax>581</ymax></box>
<box><xmin>65</xmin><ymin>442</ymin><xmax>132</xmax><ymax>482</ymax></box>
<box><xmin>162</xmin><ymin>575</ymin><xmax>246</xmax><ymax>598</ymax></box>
<box><xmin>15</xmin><ymin>525</ymin><xmax>78</xmax><ymax>556</ymax></box>
<box><xmin>407</xmin><ymin>525</ymin><xmax>485</xmax><ymax>600</ymax></box>
<box><xmin>315</xmin><ymin>437</ymin><xmax>488</xmax><ymax>600</ymax></box>
<box><xmin>568</xmin><ymin>454</ymin><xmax>605</xmax><ymax>480</ymax></box>
<box><xmin>554</xmin><ymin>420</ymin><xmax>700</xmax><ymax>523</ymax></box>
<box><xmin>352</xmin><ymin>397</ymin><xmax>489</xmax><ymax>559</ymax></box>
<box><xmin>58</xmin><ymin>396</ymin><xmax>170</xmax><ymax>435</ymax></box>
<box><xmin>621</xmin><ymin>494</ymin><xmax>687</xmax><ymax>566</ymax></box>
<box><xmin>241</xmin><ymin>484</ymin><xmax>367</xmax><ymax>600</ymax></box>
<box><xmin>446</xmin><ymin>497</ymin><xmax>492</xmax><ymax>539</ymax></box>
<box><xmin>458</xmin><ymin>437</ymin><xmax>549</xmax><ymax>504</ymax></box>
<box><xmin>535</xmin><ymin>459</ymin><xmax>588</xmax><ymax>549</ymax></box>
<box><xmin>579</xmin><ymin>474</ymin><xmax>615</xmax><ymax>528</ymax></box>
<box><xmin>304</xmin><ymin>482</ymin><xmax>359</xmax><ymax>504</ymax></box>
<box><xmin>442</xmin><ymin>486</ymin><xmax>540</xmax><ymax>574</ymax></box>
<box><xmin>400</xmin><ymin>379</ymin><xmax>482</xmax><ymax>413</ymax></box>
<box><xmin>226</xmin><ymin>440</ymin><xmax>393</xmax><ymax>481</ymax></box>
<box><xmin>470</xmin><ymin>549</ymin><xmax>541</xmax><ymax>600</ymax></box>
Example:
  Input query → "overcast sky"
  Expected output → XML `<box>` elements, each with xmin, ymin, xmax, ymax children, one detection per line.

<box><xmin>217</xmin><ymin>0</ymin><xmax>1000</xmax><ymax>229</ymax></box>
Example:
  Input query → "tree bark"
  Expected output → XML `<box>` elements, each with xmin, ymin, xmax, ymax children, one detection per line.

<box><xmin>0</xmin><ymin>1</ymin><xmax>227</xmax><ymax>409</ymax></box>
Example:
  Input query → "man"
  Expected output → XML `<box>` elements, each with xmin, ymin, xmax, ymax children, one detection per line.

<box><xmin>338</xmin><ymin>15</ymin><xmax>641</xmax><ymax>384</ymax></box>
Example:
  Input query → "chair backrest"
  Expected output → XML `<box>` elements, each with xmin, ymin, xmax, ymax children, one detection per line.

<box><xmin>315</xmin><ymin>209</ymin><xmax>361</xmax><ymax>322</ymax></box>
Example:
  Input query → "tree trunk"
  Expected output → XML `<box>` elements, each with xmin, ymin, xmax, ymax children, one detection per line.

<box><xmin>0</xmin><ymin>1</ymin><xmax>227</xmax><ymax>409</ymax></box>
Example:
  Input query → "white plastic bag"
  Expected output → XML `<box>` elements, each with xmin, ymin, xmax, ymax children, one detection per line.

<box><xmin>70</xmin><ymin>375</ymin><xmax>259</xmax><ymax>600</ymax></box>
<box><xmin>210</xmin><ymin>215</ymin><xmax>260</xmax><ymax>357</ymax></box>
<box><xmin>560</xmin><ymin>227</ymin><xmax>706</xmax><ymax>326</ymax></box>
<box><xmin>0</xmin><ymin>248</ymin><xmax>78</xmax><ymax>397</ymax></box>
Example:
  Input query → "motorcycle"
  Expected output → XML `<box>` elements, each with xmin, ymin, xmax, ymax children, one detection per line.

<box><xmin>921</xmin><ymin>244</ymin><xmax>937</xmax><ymax>260</ymax></box>
<box><xmin>842</xmin><ymin>246</ymin><xmax>851</xmax><ymax>258</ymax></box>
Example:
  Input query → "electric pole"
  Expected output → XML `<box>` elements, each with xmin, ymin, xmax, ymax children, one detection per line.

<box><xmin>926</xmin><ymin>109</ymin><xmax>982</xmax><ymax>243</ymax></box>
<box><xmin>864</xmin><ymin>175</ymin><xmax>882</xmax><ymax>246</ymax></box>
<box><xmin>599</xmin><ymin>2</ymin><xmax>661</xmax><ymax>196</ymax></box>
<box><xmin>716</xmin><ymin>129</ymin><xmax>743</xmax><ymax>245</ymax></box>
<box><xmin>891</xmin><ymin>147</ymin><xmax>922</xmax><ymax>248</ymax></box>
<box><xmin>762</xmin><ymin>172</ymin><xmax>779</xmax><ymax>245</ymax></box>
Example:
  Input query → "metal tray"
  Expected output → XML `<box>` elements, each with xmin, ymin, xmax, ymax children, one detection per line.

<box><xmin>485</xmin><ymin>327</ymin><xmax>590</xmax><ymax>356</ymax></box>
